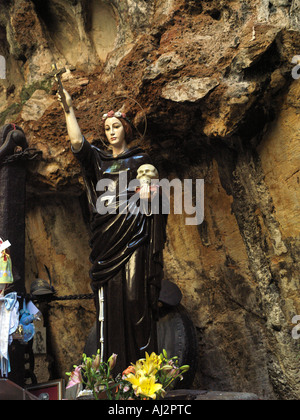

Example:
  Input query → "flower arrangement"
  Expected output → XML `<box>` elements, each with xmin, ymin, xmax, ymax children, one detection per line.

<box><xmin>66</xmin><ymin>350</ymin><xmax>189</xmax><ymax>400</ymax></box>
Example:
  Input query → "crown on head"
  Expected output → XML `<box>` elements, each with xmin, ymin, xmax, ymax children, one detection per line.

<box><xmin>102</xmin><ymin>110</ymin><xmax>127</xmax><ymax>121</ymax></box>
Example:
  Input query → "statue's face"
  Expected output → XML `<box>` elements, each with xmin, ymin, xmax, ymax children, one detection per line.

<box><xmin>104</xmin><ymin>117</ymin><xmax>126</xmax><ymax>148</ymax></box>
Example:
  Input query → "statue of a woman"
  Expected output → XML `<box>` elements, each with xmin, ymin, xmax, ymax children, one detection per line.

<box><xmin>60</xmin><ymin>91</ymin><xmax>167</xmax><ymax>372</ymax></box>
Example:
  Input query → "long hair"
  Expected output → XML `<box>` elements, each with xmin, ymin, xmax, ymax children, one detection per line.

<box><xmin>117</xmin><ymin>117</ymin><xmax>133</xmax><ymax>143</ymax></box>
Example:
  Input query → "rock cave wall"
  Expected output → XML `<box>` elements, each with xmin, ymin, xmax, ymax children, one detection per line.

<box><xmin>0</xmin><ymin>0</ymin><xmax>299</xmax><ymax>399</ymax></box>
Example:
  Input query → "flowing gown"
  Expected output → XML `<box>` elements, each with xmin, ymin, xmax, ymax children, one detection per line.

<box><xmin>73</xmin><ymin>138</ymin><xmax>167</xmax><ymax>372</ymax></box>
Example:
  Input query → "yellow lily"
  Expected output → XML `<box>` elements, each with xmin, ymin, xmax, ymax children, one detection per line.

<box><xmin>141</xmin><ymin>352</ymin><xmax>162</xmax><ymax>376</ymax></box>
<box><xmin>126</xmin><ymin>372</ymin><xmax>163</xmax><ymax>399</ymax></box>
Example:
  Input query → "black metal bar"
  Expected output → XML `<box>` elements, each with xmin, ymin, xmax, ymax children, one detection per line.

<box><xmin>29</xmin><ymin>293</ymin><xmax>95</xmax><ymax>302</ymax></box>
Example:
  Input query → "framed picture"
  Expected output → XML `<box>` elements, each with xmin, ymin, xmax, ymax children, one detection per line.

<box><xmin>26</xmin><ymin>379</ymin><xmax>64</xmax><ymax>400</ymax></box>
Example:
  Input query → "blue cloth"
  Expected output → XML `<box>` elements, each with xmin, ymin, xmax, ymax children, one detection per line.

<box><xmin>0</xmin><ymin>292</ymin><xmax>17</xmax><ymax>310</ymax></box>
<box><xmin>0</xmin><ymin>292</ymin><xmax>17</xmax><ymax>377</ymax></box>
<box><xmin>19</xmin><ymin>303</ymin><xmax>35</xmax><ymax>343</ymax></box>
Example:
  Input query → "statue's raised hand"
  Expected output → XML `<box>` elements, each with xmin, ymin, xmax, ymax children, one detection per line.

<box><xmin>57</xmin><ymin>89</ymin><xmax>73</xmax><ymax>113</ymax></box>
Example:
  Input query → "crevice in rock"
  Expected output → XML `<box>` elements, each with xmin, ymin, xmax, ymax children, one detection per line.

<box><xmin>182</xmin><ymin>0</ymin><xmax>203</xmax><ymax>15</ymax></box>
<box><xmin>205</xmin><ymin>8</ymin><xmax>222</xmax><ymax>20</ymax></box>
<box><xmin>243</xmin><ymin>41</ymin><xmax>282</xmax><ymax>80</ymax></box>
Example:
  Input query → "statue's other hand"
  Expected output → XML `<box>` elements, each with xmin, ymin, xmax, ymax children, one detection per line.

<box><xmin>140</xmin><ymin>184</ymin><xmax>151</xmax><ymax>200</ymax></box>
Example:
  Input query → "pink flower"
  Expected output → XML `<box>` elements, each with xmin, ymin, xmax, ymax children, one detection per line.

<box><xmin>108</xmin><ymin>353</ymin><xmax>118</xmax><ymax>370</ymax></box>
<box><xmin>66</xmin><ymin>366</ymin><xmax>82</xmax><ymax>389</ymax></box>
<box><xmin>93</xmin><ymin>353</ymin><xmax>101</xmax><ymax>371</ymax></box>
<box><xmin>107</xmin><ymin>110</ymin><xmax>115</xmax><ymax>118</ymax></box>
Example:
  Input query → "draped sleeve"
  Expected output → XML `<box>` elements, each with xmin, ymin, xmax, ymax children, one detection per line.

<box><xmin>73</xmin><ymin>137</ymin><xmax>103</xmax><ymax>214</ymax></box>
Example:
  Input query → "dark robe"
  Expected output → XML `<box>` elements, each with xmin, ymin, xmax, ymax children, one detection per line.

<box><xmin>73</xmin><ymin>138</ymin><xmax>167</xmax><ymax>372</ymax></box>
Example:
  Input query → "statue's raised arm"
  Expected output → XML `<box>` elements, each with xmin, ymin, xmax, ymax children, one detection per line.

<box><xmin>57</xmin><ymin>88</ymin><xmax>83</xmax><ymax>152</ymax></box>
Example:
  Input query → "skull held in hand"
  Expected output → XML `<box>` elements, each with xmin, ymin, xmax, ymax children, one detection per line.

<box><xmin>137</xmin><ymin>164</ymin><xmax>159</xmax><ymax>186</ymax></box>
